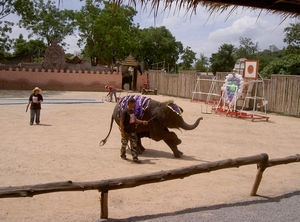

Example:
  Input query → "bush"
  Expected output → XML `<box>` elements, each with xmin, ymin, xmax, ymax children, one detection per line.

<box><xmin>261</xmin><ymin>54</ymin><xmax>300</xmax><ymax>78</ymax></box>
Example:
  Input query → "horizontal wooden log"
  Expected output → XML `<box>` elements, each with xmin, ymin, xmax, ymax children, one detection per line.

<box><xmin>0</xmin><ymin>153</ymin><xmax>268</xmax><ymax>198</ymax></box>
<box><xmin>267</xmin><ymin>154</ymin><xmax>300</xmax><ymax>167</ymax></box>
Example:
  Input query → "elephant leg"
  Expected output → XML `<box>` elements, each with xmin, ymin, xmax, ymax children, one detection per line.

<box><xmin>136</xmin><ymin>136</ymin><xmax>146</xmax><ymax>154</ymax></box>
<box><xmin>165</xmin><ymin>128</ymin><xmax>181</xmax><ymax>145</ymax></box>
<box><xmin>164</xmin><ymin>139</ymin><xmax>183</xmax><ymax>158</ymax></box>
<box><xmin>163</xmin><ymin>129</ymin><xmax>182</xmax><ymax>145</ymax></box>
<box><xmin>151</xmin><ymin>130</ymin><xmax>181</xmax><ymax>145</ymax></box>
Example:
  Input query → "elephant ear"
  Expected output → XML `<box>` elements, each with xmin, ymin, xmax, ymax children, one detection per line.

<box><xmin>166</xmin><ymin>102</ymin><xmax>183</xmax><ymax>117</ymax></box>
<box><xmin>152</xmin><ymin>102</ymin><xmax>183</xmax><ymax>123</ymax></box>
<box><xmin>152</xmin><ymin>105</ymin><xmax>165</xmax><ymax>123</ymax></box>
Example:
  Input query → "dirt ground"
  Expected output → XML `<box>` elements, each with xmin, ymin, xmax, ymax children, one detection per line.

<box><xmin>0</xmin><ymin>90</ymin><xmax>299</xmax><ymax>222</ymax></box>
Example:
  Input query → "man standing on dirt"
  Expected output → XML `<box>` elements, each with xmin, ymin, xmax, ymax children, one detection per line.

<box><xmin>27</xmin><ymin>87</ymin><xmax>43</xmax><ymax>125</ymax></box>
<box><xmin>105</xmin><ymin>85</ymin><xmax>117</xmax><ymax>102</ymax></box>
<box><xmin>119</xmin><ymin>97</ymin><xmax>148</xmax><ymax>163</ymax></box>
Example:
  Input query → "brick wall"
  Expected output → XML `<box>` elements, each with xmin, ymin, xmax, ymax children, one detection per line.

<box><xmin>0</xmin><ymin>67</ymin><xmax>147</xmax><ymax>92</ymax></box>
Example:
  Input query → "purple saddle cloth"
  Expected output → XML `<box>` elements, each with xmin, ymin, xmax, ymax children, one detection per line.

<box><xmin>118</xmin><ymin>95</ymin><xmax>151</xmax><ymax>119</ymax></box>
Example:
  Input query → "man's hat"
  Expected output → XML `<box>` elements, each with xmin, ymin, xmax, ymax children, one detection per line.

<box><xmin>32</xmin><ymin>87</ymin><xmax>42</xmax><ymax>93</ymax></box>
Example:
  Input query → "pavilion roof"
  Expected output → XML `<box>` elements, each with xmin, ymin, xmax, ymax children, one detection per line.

<box><xmin>121</xmin><ymin>54</ymin><xmax>138</xmax><ymax>66</ymax></box>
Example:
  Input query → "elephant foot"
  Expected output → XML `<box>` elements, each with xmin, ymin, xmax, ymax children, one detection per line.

<box><xmin>174</xmin><ymin>151</ymin><xmax>183</xmax><ymax>158</ymax></box>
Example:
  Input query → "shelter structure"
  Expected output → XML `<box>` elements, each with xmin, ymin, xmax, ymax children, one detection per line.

<box><xmin>0</xmin><ymin>49</ymin><xmax>38</xmax><ymax>65</ymax></box>
<box><xmin>66</xmin><ymin>56</ymin><xmax>82</xmax><ymax>64</ymax></box>
<box><xmin>116</xmin><ymin>0</ymin><xmax>300</xmax><ymax>17</ymax></box>
<box><xmin>120</xmin><ymin>54</ymin><xmax>143</xmax><ymax>90</ymax></box>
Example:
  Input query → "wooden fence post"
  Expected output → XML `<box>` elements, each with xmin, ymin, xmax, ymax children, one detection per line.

<box><xmin>99</xmin><ymin>180</ymin><xmax>109</xmax><ymax>219</ymax></box>
<box><xmin>250</xmin><ymin>153</ymin><xmax>269</xmax><ymax>196</ymax></box>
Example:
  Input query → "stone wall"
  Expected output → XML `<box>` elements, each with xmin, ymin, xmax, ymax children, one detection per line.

<box><xmin>0</xmin><ymin>67</ymin><xmax>147</xmax><ymax>92</ymax></box>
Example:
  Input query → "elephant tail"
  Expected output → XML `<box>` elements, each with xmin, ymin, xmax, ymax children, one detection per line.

<box><xmin>99</xmin><ymin>115</ymin><xmax>114</xmax><ymax>146</ymax></box>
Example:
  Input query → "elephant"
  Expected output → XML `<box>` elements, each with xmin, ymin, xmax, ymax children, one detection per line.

<box><xmin>120</xmin><ymin>63</ymin><xmax>143</xmax><ymax>90</ymax></box>
<box><xmin>100</xmin><ymin>95</ymin><xmax>203</xmax><ymax>158</ymax></box>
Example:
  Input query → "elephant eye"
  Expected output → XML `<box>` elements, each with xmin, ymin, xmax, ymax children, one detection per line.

<box><xmin>166</xmin><ymin>103</ymin><xmax>183</xmax><ymax>117</ymax></box>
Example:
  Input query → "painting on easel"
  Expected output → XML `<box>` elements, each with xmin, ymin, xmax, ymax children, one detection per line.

<box><xmin>243</xmin><ymin>60</ymin><xmax>259</xmax><ymax>80</ymax></box>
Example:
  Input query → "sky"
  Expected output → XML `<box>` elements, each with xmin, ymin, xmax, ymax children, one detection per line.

<box><xmin>7</xmin><ymin>0</ymin><xmax>300</xmax><ymax>59</ymax></box>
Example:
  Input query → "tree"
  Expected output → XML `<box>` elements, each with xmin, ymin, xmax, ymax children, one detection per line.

<box><xmin>210</xmin><ymin>44</ymin><xmax>235</xmax><ymax>75</ymax></box>
<box><xmin>195</xmin><ymin>53</ymin><xmax>209</xmax><ymax>72</ymax></box>
<box><xmin>18</xmin><ymin>0</ymin><xmax>76</xmax><ymax>46</ymax></box>
<box><xmin>76</xmin><ymin>0</ymin><xmax>102</xmax><ymax>66</ymax></box>
<box><xmin>283</xmin><ymin>23</ymin><xmax>300</xmax><ymax>54</ymax></box>
<box><xmin>76</xmin><ymin>0</ymin><xmax>139</xmax><ymax>67</ymax></box>
<box><xmin>95</xmin><ymin>2</ymin><xmax>139</xmax><ymax>67</ymax></box>
<box><xmin>258</xmin><ymin>23</ymin><xmax>300</xmax><ymax>78</ymax></box>
<box><xmin>0</xmin><ymin>0</ymin><xmax>33</xmax><ymax>53</ymax></box>
<box><xmin>0</xmin><ymin>0</ymin><xmax>14</xmax><ymax>52</ymax></box>
<box><xmin>235</xmin><ymin>37</ymin><xmax>259</xmax><ymax>59</ymax></box>
<box><xmin>180</xmin><ymin>46</ymin><xmax>196</xmax><ymax>70</ymax></box>
<box><xmin>260</xmin><ymin>54</ymin><xmax>300</xmax><ymax>78</ymax></box>
<box><xmin>135</xmin><ymin>26</ymin><xmax>183</xmax><ymax>72</ymax></box>
<box><xmin>255</xmin><ymin>49</ymin><xmax>284</xmax><ymax>73</ymax></box>
<box><xmin>12</xmin><ymin>34</ymin><xmax>47</xmax><ymax>58</ymax></box>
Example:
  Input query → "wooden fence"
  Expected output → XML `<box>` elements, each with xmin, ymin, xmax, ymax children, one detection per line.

<box><xmin>0</xmin><ymin>153</ymin><xmax>299</xmax><ymax>219</ymax></box>
<box><xmin>267</xmin><ymin>75</ymin><xmax>300</xmax><ymax>115</ymax></box>
<box><xmin>148</xmin><ymin>71</ymin><xmax>300</xmax><ymax>116</ymax></box>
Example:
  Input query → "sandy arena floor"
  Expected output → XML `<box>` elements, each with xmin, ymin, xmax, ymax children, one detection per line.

<box><xmin>0</xmin><ymin>90</ymin><xmax>299</xmax><ymax>222</ymax></box>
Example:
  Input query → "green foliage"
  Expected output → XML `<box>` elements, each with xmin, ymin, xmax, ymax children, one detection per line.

<box><xmin>195</xmin><ymin>53</ymin><xmax>209</xmax><ymax>72</ymax></box>
<box><xmin>180</xmin><ymin>46</ymin><xmax>196</xmax><ymax>70</ymax></box>
<box><xmin>65</xmin><ymin>53</ymin><xmax>73</xmax><ymax>59</ymax></box>
<box><xmin>283</xmin><ymin>23</ymin><xmax>300</xmax><ymax>54</ymax></box>
<box><xmin>0</xmin><ymin>0</ymin><xmax>14</xmax><ymax>20</ymax></box>
<box><xmin>260</xmin><ymin>54</ymin><xmax>300</xmax><ymax>78</ymax></box>
<box><xmin>12</xmin><ymin>34</ymin><xmax>46</xmax><ymax>56</ymax></box>
<box><xmin>1</xmin><ymin>0</ymin><xmax>16</xmax><ymax>52</ymax></box>
<box><xmin>256</xmin><ymin>49</ymin><xmax>285</xmax><ymax>72</ymax></box>
<box><xmin>0</xmin><ymin>20</ymin><xmax>14</xmax><ymax>52</ymax></box>
<box><xmin>0</xmin><ymin>0</ymin><xmax>34</xmax><ymax>53</ymax></box>
<box><xmin>210</xmin><ymin>44</ymin><xmax>235</xmax><ymax>75</ymax></box>
<box><xmin>75</xmin><ymin>0</ymin><xmax>102</xmax><ymax>66</ymax></box>
<box><xmin>134</xmin><ymin>26</ymin><xmax>183</xmax><ymax>71</ymax></box>
<box><xmin>76</xmin><ymin>0</ymin><xmax>138</xmax><ymax>67</ymax></box>
<box><xmin>18</xmin><ymin>0</ymin><xmax>76</xmax><ymax>46</ymax></box>
<box><xmin>234</xmin><ymin>37</ymin><xmax>259</xmax><ymax>59</ymax></box>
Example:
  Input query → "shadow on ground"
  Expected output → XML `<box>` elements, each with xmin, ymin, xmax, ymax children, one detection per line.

<box><xmin>139</xmin><ymin>148</ymin><xmax>206</xmax><ymax>162</ymax></box>
<box><xmin>98</xmin><ymin>190</ymin><xmax>300</xmax><ymax>222</ymax></box>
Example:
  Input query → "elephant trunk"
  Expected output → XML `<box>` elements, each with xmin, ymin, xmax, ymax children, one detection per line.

<box><xmin>180</xmin><ymin>117</ymin><xmax>203</xmax><ymax>130</ymax></box>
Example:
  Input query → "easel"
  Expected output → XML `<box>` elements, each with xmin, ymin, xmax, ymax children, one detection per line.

<box><xmin>239</xmin><ymin>74</ymin><xmax>269</xmax><ymax>121</ymax></box>
<box><xmin>191</xmin><ymin>76</ymin><xmax>224</xmax><ymax>114</ymax></box>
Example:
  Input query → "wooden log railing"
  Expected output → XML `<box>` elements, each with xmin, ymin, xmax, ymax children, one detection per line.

<box><xmin>0</xmin><ymin>153</ymin><xmax>299</xmax><ymax>219</ymax></box>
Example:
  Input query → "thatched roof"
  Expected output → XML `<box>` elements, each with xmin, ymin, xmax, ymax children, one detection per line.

<box><xmin>112</xmin><ymin>0</ymin><xmax>300</xmax><ymax>18</ymax></box>
<box><xmin>66</xmin><ymin>56</ymin><xmax>83</xmax><ymax>64</ymax></box>
<box><xmin>121</xmin><ymin>54</ymin><xmax>138</xmax><ymax>66</ymax></box>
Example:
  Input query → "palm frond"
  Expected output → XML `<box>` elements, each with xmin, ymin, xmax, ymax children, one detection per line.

<box><xmin>112</xmin><ymin>0</ymin><xmax>300</xmax><ymax>19</ymax></box>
